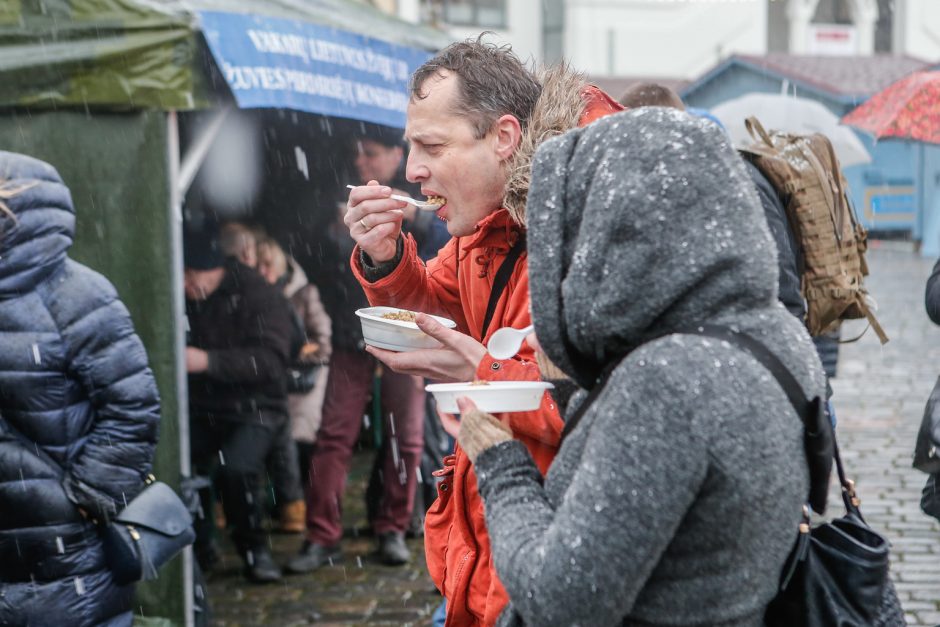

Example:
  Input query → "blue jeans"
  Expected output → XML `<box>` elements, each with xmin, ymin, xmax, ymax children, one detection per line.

<box><xmin>432</xmin><ymin>599</ymin><xmax>446</xmax><ymax>627</ymax></box>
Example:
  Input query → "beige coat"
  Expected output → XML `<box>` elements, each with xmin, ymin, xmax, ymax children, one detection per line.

<box><xmin>284</xmin><ymin>258</ymin><xmax>332</xmax><ymax>443</ymax></box>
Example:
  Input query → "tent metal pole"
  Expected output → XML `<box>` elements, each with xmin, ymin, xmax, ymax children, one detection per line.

<box><xmin>167</xmin><ymin>109</ymin><xmax>195</xmax><ymax>627</ymax></box>
<box><xmin>179</xmin><ymin>107</ymin><xmax>230</xmax><ymax>197</ymax></box>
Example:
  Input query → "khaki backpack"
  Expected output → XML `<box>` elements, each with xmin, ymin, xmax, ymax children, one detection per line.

<box><xmin>740</xmin><ymin>116</ymin><xmax>888</xmax><ymax>344</ymax></box>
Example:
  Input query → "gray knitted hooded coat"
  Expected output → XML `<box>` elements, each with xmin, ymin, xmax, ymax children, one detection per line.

<box><xmin>473</xmin><ymin>108</ymin><xmax>826</xmax><ymax>626</ymax></box>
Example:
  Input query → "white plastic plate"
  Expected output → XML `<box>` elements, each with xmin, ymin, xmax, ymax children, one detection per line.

<box><xmin>355</xmin><ymin>307</ymin><xmax>457</xmax><ymax>352</ymax></box>
<box><xmin>426</xmin><ymin>381</ymin><xmax>555</xmax><ymax>414</ymax></box>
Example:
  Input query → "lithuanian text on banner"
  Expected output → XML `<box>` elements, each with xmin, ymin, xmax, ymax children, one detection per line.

<box><xmin>198</xmin><ymin>11</ymin><xmax>432</xmax><ymax>127</ymax></box>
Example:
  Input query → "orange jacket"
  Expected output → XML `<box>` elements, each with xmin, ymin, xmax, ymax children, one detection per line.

<box><xmin>351</xmin><ymin>210</ymin><xmax>561</xmax><ymax>626</ymax></box>
<box><xmin>350</xmin><ymin>86</ymin><xmax>622</xmax><ymax>627</ymax></box>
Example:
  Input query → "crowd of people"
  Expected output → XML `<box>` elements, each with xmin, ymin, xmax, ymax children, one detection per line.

<box><xmin>1</xmin><ymin>35</ymin><xmax>935</xmax><ymax>627</ymax></box>
<box><xmin>182</xmin><ymin>127</ymin><xmax>451</xmax><ymax>584</ymax></box>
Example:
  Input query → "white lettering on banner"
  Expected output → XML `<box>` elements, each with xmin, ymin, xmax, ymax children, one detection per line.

<box><xmin>222</xmin><ymin>63</ymin><xmax>404</xmax><ymax>113</ymax></box>
<box><xmin>247</xmin><ymin>29</ymin><xmax>310</xmax><ymax>64</ymax></box>
<box><xmin>353</xmin><ymin>83</ymin><xmax>408</xmax><ymax>110</ymax></box>
<box><xmin>307</xmin><ymin>38</ymin><xmax>410</xmax><ymax>82</ymax></box>
<box><xmin>242</xmin><ymin>28</ymin><xmax>411</xmax><ymax>83</ymax></box>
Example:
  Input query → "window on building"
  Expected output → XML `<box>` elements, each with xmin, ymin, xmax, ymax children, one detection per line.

<box><xmin>542</xmin><ymin>0</ymin><xmax>564</xmax><ymax>63</ymax></box>
<box><xmin>442</xmin><ymin>0</ymin><xmax>506</xmax><ymax>28</ymax></box>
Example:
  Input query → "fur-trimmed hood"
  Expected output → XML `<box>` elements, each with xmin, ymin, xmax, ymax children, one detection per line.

<box><xmin>503</xmin><ymin>67</ymin><xmax>621</xmax><ymax>226</ymax></box>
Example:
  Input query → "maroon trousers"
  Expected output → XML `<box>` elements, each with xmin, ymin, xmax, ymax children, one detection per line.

<box><xmin>305</xmin><ymin>349</ymin><xmax>425</xmax><ymax>544</ymax></box>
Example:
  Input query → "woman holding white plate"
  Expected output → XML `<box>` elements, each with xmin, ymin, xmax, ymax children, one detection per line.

<box><xmin>448</xmin><ymin>108</ymin><xmax>825</xmax><ymax>626</ymax></box>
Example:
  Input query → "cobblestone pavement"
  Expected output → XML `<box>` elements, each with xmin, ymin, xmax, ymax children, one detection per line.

<box><xmin>830</xmin><ymin>243</ymin><xmax>940</xmax><ymax>626</ymax></box>
<box><xmin>207</xmin><ymin>243</ymin><xmax>940</xmax><ymax>626</ymax></box>
<box><xmin>206</xmin><ymin>450</ymin><xmax>441</xmax><ymax>626</ymax></box>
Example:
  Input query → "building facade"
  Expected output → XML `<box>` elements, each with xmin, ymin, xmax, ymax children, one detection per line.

<box><xmin>388</xmin><ymin>0</ymin><xmax>938</xmax><ymax>78</ymax></box>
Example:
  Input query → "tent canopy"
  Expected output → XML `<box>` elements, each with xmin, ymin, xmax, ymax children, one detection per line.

<box><xmin>0</xmin><ymin>0</ymin><xmax>449</xmax><ymax>122</ymax></box>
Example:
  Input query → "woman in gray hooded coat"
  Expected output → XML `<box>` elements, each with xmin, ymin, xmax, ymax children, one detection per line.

<box><xmin>453</xmin><ymin>108</ymin><xmax>826</xmax><ymax>626</ymax></box>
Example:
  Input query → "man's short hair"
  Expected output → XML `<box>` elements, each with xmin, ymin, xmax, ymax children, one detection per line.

<box><xmin>410</xmin><ymin>36</ymin><xmax>542</xmax><ymax>139</ymax></box>
<box><xmin>619</xmin><ymin>83</ymin><xmax>685</xmax><ymax>110</ymax></box>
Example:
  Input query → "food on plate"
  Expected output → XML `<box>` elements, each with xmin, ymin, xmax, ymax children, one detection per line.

<box><xmin>356</xmin><ymin>307</ymin><xmax>456</xmax><ymax>352</ymax></box>
<box><xmin>380</xmin><ymin>310</ymin><xmax>417</xmax><ymax>322</ymax></box>
<box><xmin>469</xmin><ymin>380</ymin><xmax>491</xmax><ymax>386</ymax></box>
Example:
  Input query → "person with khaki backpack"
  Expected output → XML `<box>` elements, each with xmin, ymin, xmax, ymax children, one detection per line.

<box><xmin>739</xmin><ymin>117</ymin><xmax>888</xmax><ymax>346</ymax></box>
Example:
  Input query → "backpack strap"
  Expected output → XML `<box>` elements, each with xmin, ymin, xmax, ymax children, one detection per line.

<box><xmin>839</xmin><ymin>299</ymin><xmax>890</xmax><ymax>345</ymax></box>
<box><xmin>681</xmin><ymin>324</ymin><xmax>835</xmax><ymax>514</ymax></box>
<box><xmin>480</xmin><ymin>233</ymin><xmax>526</xmax><ymax>342</ymax></box>
<box><xmin>824</xmin><ymin>139</ymin><xmax>851</xmax><ymax>230</ymax></box>
<box><xmin>796</xmin><ymin>140</ymin><xmax>843</xmax><ymax>242</ymax></box>
<box><xmin>745</xmin><ymin>116</ymin><xmax>775</xmax><ymax>148</ymax></box>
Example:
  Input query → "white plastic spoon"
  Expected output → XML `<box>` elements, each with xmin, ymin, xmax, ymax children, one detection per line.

<box><xmin>487</xmin><ymin>324</ymin><xmax>535</xmax><ymax>360</ymax></box>
<box><xmin>345</xmin><ymin>185</ymin><xmax>441</xmax><ymax>211</ymax></box>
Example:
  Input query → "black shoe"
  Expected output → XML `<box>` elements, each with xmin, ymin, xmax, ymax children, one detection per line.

<box><xmin>243</xmin><ymin>548</ymin><xmax>282</xmax><ymax>583</ymax></box>
<box><xmin>377</xmin><ymin>531</ymin><xmax>411</xmax><ymax>566</ymax></box>
<box><xmin>285</xmin><ymin>541</ymin><xmax>342</xmax><ymax>574</ymax></box>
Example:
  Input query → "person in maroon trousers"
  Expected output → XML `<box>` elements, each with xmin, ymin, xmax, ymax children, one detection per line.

<box><xmin>286</xmin><ymin>131</ymin><xmax>427</xmax><ymax>571</ymax></box>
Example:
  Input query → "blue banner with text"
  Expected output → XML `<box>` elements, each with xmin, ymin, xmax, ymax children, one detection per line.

<box><xmin>199</xmin><ymin>11</ymin><xmax>432</xmax><ymax>128</ymax></box>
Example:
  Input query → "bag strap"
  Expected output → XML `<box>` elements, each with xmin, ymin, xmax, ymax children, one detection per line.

<box><xmin>831</xmin><ymin>438</ymin><xmax>862</xmax><ymax>517</ymax></box>
<box><xmin>685</xmin><ymin>325</ymin><xmax>812</xmax><ymax>425</ymax></box>
<box><xmin>560</xmin><ymin>360</ymin><xmax>621</xmax><ymax>441</ymax></box>
<box><xmin>480</xmin><ymin>233</ymin><xmax>526</xmax><ymax>342</ymax></box>
<box><xmin>682</xmin><ymin>325</ymin><xmax>842</xmax><ymax>515</ymax></box>
<box><xmin>555</xmin><ymin>324</ymin><xmax>848</xmax><ymax>515</ymax></box>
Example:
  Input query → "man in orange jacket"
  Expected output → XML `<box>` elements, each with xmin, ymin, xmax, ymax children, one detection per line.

<box><xmin>344</xmin><ymin>38</ymin><xmax>621</xmax><ymax>626</ymax></box>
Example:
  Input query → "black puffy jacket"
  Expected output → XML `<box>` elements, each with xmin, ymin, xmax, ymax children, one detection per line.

<box><xmin>0</xmin><ymin>152</ymin><xmax>161</xmax><ymax>626</ymax></box>
<box><xmin>927</xmin><ymin>258</ymin><xmax>940</xmax><ymax>325</ymax></box>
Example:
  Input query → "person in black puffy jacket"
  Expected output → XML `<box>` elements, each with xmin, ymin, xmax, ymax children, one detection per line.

<box><xmin>0</xmin><ymin>151</ymin><xmax>161</xmax><ymax>627</ymax></box>
<box><xmin>922</xmin><ymin>258</ymin><xmax>940</xmax><ymax>520</ymax></box>
<box><xmin>927</xmin><ymin>259</ymin><xmax>940</xmax><ymax>325</ymax></box>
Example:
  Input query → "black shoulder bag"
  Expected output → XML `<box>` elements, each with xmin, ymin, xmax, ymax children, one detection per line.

<box><xmin>684</xmin><ymin>325</ymin><xmax>904</xmax><ymax>627</ymax></box>
<box><xmin>285</xmin><ymin>306</ymin><xmax>320</xmax><ymax>394</ymax></box>
<box><xmin>101</xmin><ymin>476</ymin><xmax>196</xmax><ymax>585</ymax></box>
<box><xmin>0</xmin><ymin>420</ymin><xmax>194</xmax><ymax>585</ymax></box>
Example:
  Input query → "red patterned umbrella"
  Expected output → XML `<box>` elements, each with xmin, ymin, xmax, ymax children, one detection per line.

<box><xmin>841</xmin><ymin>70</ymin><xmax>940</xmax><ymax>144</ymax></box>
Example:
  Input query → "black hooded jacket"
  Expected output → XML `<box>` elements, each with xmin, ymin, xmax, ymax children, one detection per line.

<box><xmin>927</xmin><ymin>258</ymin><xmax>940</xmax><ymax>325</ymax></box>
<box><xmin>186</xmin><ymin>259</ymin><xmax>293</xmax><ymax>419</ymax></box>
